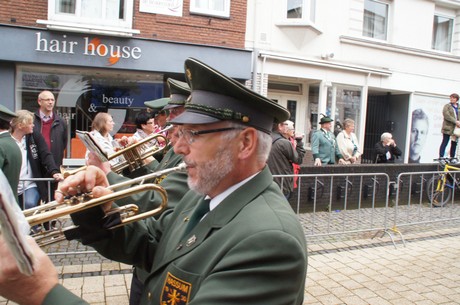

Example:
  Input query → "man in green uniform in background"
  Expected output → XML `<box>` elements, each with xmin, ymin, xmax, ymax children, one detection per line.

<box><xmin>0</xmin><ymin>105</ymin><xmax>21</xmax><ymax>202</ymax></box>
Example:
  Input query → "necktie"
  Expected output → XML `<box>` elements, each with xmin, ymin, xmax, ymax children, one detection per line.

<box><xmin>183</xmin><ymin>198</ymin><xmax>210</xmax><ymax>238</ymax></box>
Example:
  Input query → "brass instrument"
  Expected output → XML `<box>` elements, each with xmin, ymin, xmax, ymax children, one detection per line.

<box><xmin>27</xmin><ymin>162</ymin><xmax>187</xmax><ymax>246</ymax></box>
<box><xmin>62</xmin><ymin>125</ymin><xmax>174</xmax><ymax>178</ymax></box>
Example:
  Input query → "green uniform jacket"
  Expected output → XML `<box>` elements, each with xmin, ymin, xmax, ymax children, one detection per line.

<box><xmin>43</xmin><ymin>167</ymin><xmax>307</xmax><ymax>305</ymax></box>
<box><xmin>0</xmin><ymin>132</ymin><xmax>22</xmax><ymax>201</ymax></box>
<box><xmin>311</xmin><ymin>129</ymin><xmax>343</xmax><ymax>165</ymax></box>
<box><xmin>108</xmin><ymin>148</ymin><xmax>189</xmax><ymax>283</ymax></box>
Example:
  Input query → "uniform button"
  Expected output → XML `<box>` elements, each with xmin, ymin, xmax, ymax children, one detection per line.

<box><xmin>148</xmin><ymin>292</ymin><xmax>152</xmax><ymax>300</ymax></box>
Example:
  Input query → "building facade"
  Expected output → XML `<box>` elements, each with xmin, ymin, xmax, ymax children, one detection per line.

<box><xmin>246</xmin><ymin>0</ymin><xmax>460</xmax><ymax>163</ymax></box>
<box><xmin>0</xmin><ymin>0</ymin><xmax>249</xmax><ymax>160</ymax></box>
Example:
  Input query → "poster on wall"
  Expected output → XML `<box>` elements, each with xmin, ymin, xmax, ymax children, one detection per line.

<box><xmin>409</xmin><ymin>95</ymin><xmax>448</xmax><ymax>163</ymax></box>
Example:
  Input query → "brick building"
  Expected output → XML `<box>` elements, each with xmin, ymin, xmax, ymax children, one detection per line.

<box><xmin>0</xmin><ymin>0</ymin><xmax>249</xmax><ymax>161</ymax></box>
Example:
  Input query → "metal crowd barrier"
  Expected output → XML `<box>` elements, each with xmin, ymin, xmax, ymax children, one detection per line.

<box><xmin>20</xmin><ymin>170</ymin><xmax>460</xmax><ymax>254</ymax></box>
<box><xmin>18</xmin><ymin>177</ymin><xmax>56</xmax><ymax>211</ymax></box>
<box><xmin>273</xmin><ymin>172</ymin><xmax>392</xmax><ymax>239</ymax></box>
<box><xmin>274</xmin><ymin>169</ymin><xmax>460</xmax><ymax>247</ymax></box>
<box><xmin>393</xmin><ymin>170</ymin><xmax>460</xmax><ymax>229</ymax></box>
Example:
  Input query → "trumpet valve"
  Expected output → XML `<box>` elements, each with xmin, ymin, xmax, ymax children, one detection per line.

<box><xmin>63</xmin><ymin>193</ymin><xmax>94</xmax><ymax>205</ymax></box>
<box><xmin>106</xmin><ymin>204</ymin><xmax>139</xmax><ymax>220</ymax></box>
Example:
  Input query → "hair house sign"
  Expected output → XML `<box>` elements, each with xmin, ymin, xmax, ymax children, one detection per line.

<box><xmin>35</xmin><ymin>32</ymin><xmax>142</xmax><ymax>66</ymax></box>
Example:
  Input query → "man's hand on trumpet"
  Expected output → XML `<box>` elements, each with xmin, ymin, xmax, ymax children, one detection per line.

<box><xmin>55</xmin><ymin>165</ymin><xmax>113</xmax><ymax>213</ymax></box>
<box><xmin>0</xmin><ymin>236</ymin><xmax>58</xmax><ymax>305</ymax></box>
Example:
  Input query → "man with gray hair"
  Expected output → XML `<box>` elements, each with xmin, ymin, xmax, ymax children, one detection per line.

<box><xmin>375</xmin><ymin>132</ymin><xmax>402</xmax><ymax>163</ymax></box>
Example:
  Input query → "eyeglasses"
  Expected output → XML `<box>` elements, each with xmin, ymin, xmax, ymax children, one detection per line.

<box><xmin>40</xmin><ymin>98</ymin><xmax>55</xmax><ymax>102</ymax></box>
<box><xmin>177</xmin><ymin>127</ymin><xmax>242</xmax><ymax>144</ymax></box>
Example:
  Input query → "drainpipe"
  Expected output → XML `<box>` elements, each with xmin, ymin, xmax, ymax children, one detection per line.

<box><xmin>252</xmin><ymin>49</ymin><xmax>259</xmax><ymax>92</ymax></box>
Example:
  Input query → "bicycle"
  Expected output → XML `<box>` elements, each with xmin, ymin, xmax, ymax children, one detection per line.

<box><xmin>426</xmin><ymin>157</ymin><xmax>460</xmax><ymax>207</ymax></box>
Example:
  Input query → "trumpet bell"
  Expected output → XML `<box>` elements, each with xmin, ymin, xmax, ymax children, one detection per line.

<box><xmin>27</xmin><ymin>162</ymin><xmax>186</xmax><ymax>247</ymax></box>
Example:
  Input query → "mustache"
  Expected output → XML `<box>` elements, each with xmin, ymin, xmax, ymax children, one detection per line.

<box><xmin>183</xmin><ymin>158</ymin><xmax>195</xmax><ymax>167</ymax></box>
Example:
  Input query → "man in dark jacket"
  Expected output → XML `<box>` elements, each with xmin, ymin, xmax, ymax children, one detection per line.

<box><xmin>33</xmin><ymin>90</ymin><xmax>68</xmax><ymax>169</ymax></box>
<box><xmin>267</xmin><ymin>120</ymin><xmax>305</xmax><ymax>199</ymax></box>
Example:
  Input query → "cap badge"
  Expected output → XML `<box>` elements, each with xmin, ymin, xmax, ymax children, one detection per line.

<box><xmin>186</xmin><ymin>68</ymin><xmax>192</xmax><ymax>81</ymax></box>
<box><xmin>242</xmin><ymin>116</ymin><xmax>250</xmax><ymax>123</ymax></box>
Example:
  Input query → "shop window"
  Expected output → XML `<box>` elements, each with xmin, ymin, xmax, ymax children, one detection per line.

<box><xmin>432</xmin><ymin>14</ymin><xmax>453</xmax><ymax>52</ymax></box>
<box><xmin>16</xmin><ymin>65</ymin><xmax>164</xmax><ymax>157</ymax></box>
<box><xmin>190</xmin><ymin>0</ymin><xmax>230</xmax><ymax>18</ymax></box>
<box><xmin>287</xmin><ymin>100</ymin><xmax>297</xmax><ymax>124</ymax></box>
<box><xmin>38</xmin><ymin>0</ymin><xmax>139</xmax><ymax>37</ymax></box>
<box><xmin>362</xmin><ymin>0</ymin><xmax>388</xmax><ymax>41</ymax></box>
<box><xmin>326</xmin><ymin>85</ymin><xmax>362</xmax><ymax>139</ymax></box>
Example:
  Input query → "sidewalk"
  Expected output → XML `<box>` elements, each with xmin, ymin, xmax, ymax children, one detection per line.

<box><xmin>304</xmin><ymin>226</ymin><xmax>460</xmax><ymax>304</ymax></box>
<box><xmin>1</xmin><ymin>226</ymin><xmax>460</xmax><ymax>304</ymax></box>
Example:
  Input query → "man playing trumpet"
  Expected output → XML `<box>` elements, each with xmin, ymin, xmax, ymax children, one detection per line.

<box><xmin>0</xmin><ymin>58</ymin><xmax>307</xmax><ymax>305</ymax></box>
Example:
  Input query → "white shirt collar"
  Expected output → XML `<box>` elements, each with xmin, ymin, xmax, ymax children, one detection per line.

<box><xmin>208</xmin><ymin>171</ymin><xmax>260</xmax><ymax>212</ymax></box>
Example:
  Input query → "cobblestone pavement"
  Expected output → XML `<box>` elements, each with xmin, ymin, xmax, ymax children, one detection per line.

<box><xmin>1</xmin><ymin>212</ymin><xmax>460</xmax><ymax>304</ymax></box>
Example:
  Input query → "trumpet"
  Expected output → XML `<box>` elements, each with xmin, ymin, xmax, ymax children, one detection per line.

<box><xmin>110</xmin><ymin>130</ymin><xmax>171</xmax><ymax>173</ymax></box>
<box><xmin>62</xmin><ymin>125</ymin><xmax>174</xmax><ymax>178</ymax></box>
<box><xmin>27</xmin><ymin>162</ymin><xmax>187</xmax><ymax>246</ymax></box>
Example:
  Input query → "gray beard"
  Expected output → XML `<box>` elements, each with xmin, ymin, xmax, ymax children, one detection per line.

<box><xmin>187</xmin><ymin>146</ymin><xmax>234</xmax><ymax>196</ymax></box>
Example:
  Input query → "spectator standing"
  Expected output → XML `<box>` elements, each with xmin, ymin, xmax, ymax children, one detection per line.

<box><xmin>285</xmin><ymin>120</ymin><xmax>302</xmax><ymax>189</ymax></box>
<box><xmin>33</xmin><ymin>90</ymin><xmax>68</xmax><ymax>198</ymax></box>
<box><xmin>311</xmin><ymin>115</ymin><xmax>345</xmax><ymax>166</ymax></box>
<box><xmin>409</xmin><ymin>109</ymin><xmax>429</xmax><ymax>163</ymax></box>
<box><xmin>267</xmin><ymin>120</ymin><xmax>305</xmax><ymax>199</ymax></box>
<box><xmin>439</xmin><ymin>93</ymin><xmax>460</xmax><ymax>158</ymax></box>
<box><xmin>0</xmin><ymin>105</ymin><xmax>21</xmax><ymax>202</ymax></box>
<box><xmin>10</xmin><ymin>110</ymin><xmax>63</xmax><ymax>210</ymax></box>
<box><xmin>336</xmin><ymin>118</ymin><xmax>361</xmax><ymax>164</ymax></box>
<box><xmin>375</xmin><ymin>132</ymin><xmax>402</xmax><ymax>163</ymax></box>
<box><xmin>33</xmin><ymin>90</ymin><xmax>68</xmax><ymax>168</ymax></box>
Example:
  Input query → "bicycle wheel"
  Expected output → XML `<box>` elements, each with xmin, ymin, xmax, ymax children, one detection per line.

<box><xmin>426</xmin><ymin>176</ymin><xmax>452</xmax><ymax>207</ymax></box>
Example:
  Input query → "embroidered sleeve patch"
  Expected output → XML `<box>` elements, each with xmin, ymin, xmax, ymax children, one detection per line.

<box><xmin>160</xmin><ymin>272</ymin><xmax>192</xmax><ymax>305</ymax></box>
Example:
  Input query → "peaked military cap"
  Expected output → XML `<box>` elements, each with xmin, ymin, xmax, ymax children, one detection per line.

<box><xmin>0</xmin><ymin>104</ymin><xmax>17</xmax><ymax>122</ymax></box>
<box><xmin>170</xmin><ymin>58</ymin><xmax>290</xmax><ymax>134</ymax></box>
<box><xmin>164</xmin><ymin>78</ymin><xmax>191</xmax><ymax>110</ymax></box>
<box><xmin>319</xmin><ymin>115</ymin><xmax>333</xmax><ymax>124</ymax></box>
<box><xmin>144</xmin><ymin>97</ymin><xmax>170</xmax><ymax>110</ymax></box>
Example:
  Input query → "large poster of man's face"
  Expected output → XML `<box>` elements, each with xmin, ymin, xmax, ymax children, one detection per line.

<box><xmin>409</xmin><ymin>109</ymin><xmax>429</xmax><ymax>163</ymax></box>
<box><xmin>410</xmin><ymin>95</ymin><xmax>446</xmax><ymax>163</ymax></box>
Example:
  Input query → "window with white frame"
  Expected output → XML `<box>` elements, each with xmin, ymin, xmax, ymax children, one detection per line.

<box><xmin>190</xmin><ymin>0</ymin><xmax>230</xmax><ymax>18</ymax></box>
<box><xmin>286</xmin><ymin>0</ymin><xmax>316</xmax><ymax>23</ymax></box>
<box><xmin>362</xmin><ymin>0</ymin><xmax>388</xmax><ymax>40</ymax></box>
<box><xmin>432</xmin><ymin>14</ymin><xmax>454</xmax><ymax>52</ymax></box>
<box><xmin>38</xmin><ymin>0</ymin><xmax>137</xmax><ymax>37</ymax></box>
